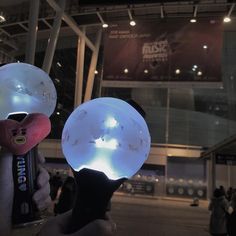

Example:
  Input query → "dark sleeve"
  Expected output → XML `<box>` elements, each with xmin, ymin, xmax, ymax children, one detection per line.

<box><xmin>208</xmin><ymin>201</ymin><xmax>213</xmax><ymax>211</ymax></box>
<box><xmin>223</xmin><ymin>199</ymin><xmax>229</xmax><ymax>212</ymax></box>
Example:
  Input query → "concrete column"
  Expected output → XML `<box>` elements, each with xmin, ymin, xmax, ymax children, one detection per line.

<box><xmin>74</xmin><ymin>28</ymin><xmax>86</xmax><ymax>107</ymax></box>
<box><xmin>46</xmin><ymin>0</ymin><xmax>95</xmax><ymax>52</ymax></box>
<box><xmin>207</xmin><ymin>153</ymin><xmax>216</xmax><ymax>199</ymax></box>
<box><xmin>211</xmin><ymin>153</ymin><xmax>216</xmax><ymax>197</ymax></box>
<box><xmin>84</xmin><ymin>29</ymin><xmax>102</xmax><ymax>102</ymax></box>
<box><xmin>42</xmin><ymin>0</ymin><xmax>66</xmax><ymax>73</ymax></box>
<box><xmin>227</xmin><ymin>162</ymin><xmax>231</xmax><ymax>189</ymax></box>
<box><xmin>165</xmin><ymin>88</ymin><xmax>170</xmax><ymax>144</ymax></box>
<box><xmin>25</xmin><ymin>0</ymin><xmax>40</xmax><ymax>64</ymax></box>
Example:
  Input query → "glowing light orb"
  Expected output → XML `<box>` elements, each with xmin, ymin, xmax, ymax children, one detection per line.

<box><xmin>62</xmin><ymin>97</ymin><xmax>151</xmax><ymax>180</ymax></box>
<box><xmin>0</xmin><ymin>63</ymin><xmax>57</xmax><ymax>119</ymax></box>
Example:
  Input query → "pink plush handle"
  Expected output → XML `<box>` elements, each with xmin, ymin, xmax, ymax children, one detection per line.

<box><xmin>0</xmin><ymin>113</ymin><xmax>51</xmax><ymax>155</ymax></box>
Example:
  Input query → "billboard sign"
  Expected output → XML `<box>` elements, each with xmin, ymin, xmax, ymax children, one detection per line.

<box><xmin>103</xmin><ymin>19</ymin><xmax>223</xmax><ymax>82</ymax></box>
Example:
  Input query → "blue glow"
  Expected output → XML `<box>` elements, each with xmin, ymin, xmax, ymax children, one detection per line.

<box><xmin>0</xmin><ymin>63</ymin><xmax>57</xmax><ymax>119</ymax></box>
<box><xmin>62</xmin><ymin>97</ymin><xmax>151</xmax><ymax>180</ymax></box>
<box><xmin>105</xmin><ymin>117</ymin><xmax>118</xmax><ymax>128</ymax></box>
<box><xmin>77</xmin><ymin>158</ymin><xmax>116</xmax><ymax>180</ymax></box>
<box><xmin>16</xmin><ymin>84</ymin><xmax>23</xmax><ymax>91</ymax></box>
<box><xmin>95</xmin><ymin>138</ymin><xmax>118</xmax><ymax>150</ymax></box>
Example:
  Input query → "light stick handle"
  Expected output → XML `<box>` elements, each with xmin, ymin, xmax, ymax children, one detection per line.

<box><xmin>7</xmin><ymin>113</ymin><xmax>41</xmax><ymax>226</ymax></box>
<box><xmin>12</xmin><ymin>148</ymin><xmax>40</xmax><ymax>226</ymax></box>
<box><xmin>67</xmin><ymin>168</ymin><xmax>125</xmax><ymax>233</ymax></box>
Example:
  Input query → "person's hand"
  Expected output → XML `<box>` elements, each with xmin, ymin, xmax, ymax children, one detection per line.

<box><xmin>0</xmin><ymin>147</ymin><xmax>51</xmax><ymax>235</ymax></box>
<box><xmin>32</xmin><ymin>151</ymin><xmax>51</xmax><ymax>211</ymax></box>
<box><xmin>38</xmin><ymin>210</ymin><xmax>116</xmax><ymax>236</ymax></box>
<box><xmin>0</xmin><ymin>148</ymin><xmax>14</xmax><ymax>236</ymax></box>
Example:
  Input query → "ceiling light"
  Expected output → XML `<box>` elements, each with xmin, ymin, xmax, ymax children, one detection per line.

<box><xmin>130</xmin><ymin>20</ymin><xmax>136</xmax><ymax>26</ymax></box>
<box><xmin>203</xmin><ymin>45</ymin><xmax>208</xmax><ymax>49</ymax></box>
<box><xmin>223</xmin><ymin>3</ymin><xmax>235</xmax><ymax>23</ymax></box>
<box><xmin>57</xmin><ymin>62</ymin><xmax>62</xmax><ymax>67</ymax></box>
<box><xmin>97</xmin><ymin>12</ymin><xmax>108</xmax><ymax>28</ymax></box>
<box><xmin>197</xmin><ymin>71</ymin><xmax>202</xmax><ymax>76</ymax></box>
<box><xmin>94</xmin><ymin>70</ymin><xmax>98</xmax><ymax>74</ymax></box>
<box><xmin>223</xmin><ymin>17</ymin><xmax>231</xmax><ymax>23</ymax></box>
<box><xmin>0</xmin><ymin>14</ymin><xmax>6</xmax><ymax>23</ymax></box>
<box><xmin>144</xmin><ymin>69</ymin><xmax>149</xmax><ymax>74</ymax></box>
<box><xmin>190</xmin><ymin>5</ymin><xmax>198</xmax><ymax>23</ymax></box>
<box><xmin>102</xmin><ymin>23</ymin><xmax>108</xmax><ymax>28</ymax></box>
<box><xmin>175</xmin><ymin>69</ymin><xmax>181</xmax><ymax>74</ymax></box>
<box><xmin>124</xmin><ymin>68</ymin><xmax>129</xmax><ymax>73</ymax></box>
<box><xmin>128</xmin><ymin>9</ymin><xmax>136</xmax><ymax>27</ymax></box>
<box><xmin>190</xmin><ymin>18</ymin><xmax>197</xmax><ymax>23</ymax></box>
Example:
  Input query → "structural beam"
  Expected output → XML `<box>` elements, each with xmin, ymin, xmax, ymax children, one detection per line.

<box><xmin>46</xmin><ymin>0</ymin><xmax>96</xmax><ymax>52</ymax></box>
<box><xmin>74</xmin><ymin>27</ymin><xmax>86</xmax><ymax>107</ymax></box>
<box><xmin>227</xmin><ymin>3</ymin><xmax>235</xmax><ymax>17</ymax></box>
<box><xmin>42</xmin><ymin>19</ymin><xmax>52</xmax><ymax>29</ymax></box>
<box><xmin>84</xmin><ymin>29</ymin><xmax>102</xmax><ymax>102</ymax></box>
<box><xmin>211</xmin><ymin>152</ymin><xmax>216</xmax><ymax>198</ymax></box>
<box><xmin>0</xmin><ymin>34</ymin><xmax>18</xmax><ymax>51</ymax></box>
<box><xmin>18</xmin><ymin>22</ymin><xmax>29</xmax><ymax>31</ymax></box>
<box><xmin>25</xmin><ymin>0</ymin><xmax>40</xmax><ymax>64</ymax></box>
<box><xmin>42</xmin><ymin>0</ymin><xmax>66</xmax><ymax>73</ymax></box>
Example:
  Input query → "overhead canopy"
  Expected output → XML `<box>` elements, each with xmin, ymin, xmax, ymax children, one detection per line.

<box><xmin>200</xmin><ymin>134</ymin><xmax>236</xmax><ymax>159</ymax></box>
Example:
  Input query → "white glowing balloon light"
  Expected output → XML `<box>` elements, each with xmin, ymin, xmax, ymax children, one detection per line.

<box><xmin>62</xmin><ymin>97</ymin><xmax>151</xmax><ymax>180</ymax></box>
<box><xmin>0</xmin><ymin>63</ymin><xmax>57</xmax><ymax>119</ymax></box>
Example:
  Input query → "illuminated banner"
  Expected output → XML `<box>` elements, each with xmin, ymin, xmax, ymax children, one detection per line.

<box><xmin>103</xmin><ymin>19</ymin><xmax>223</xmax><ymax>82</ymax></box>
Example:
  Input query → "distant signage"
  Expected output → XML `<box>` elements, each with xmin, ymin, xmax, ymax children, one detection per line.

<box><xmin>103</xmin><ymin>18</ymin><xmax>223</xmax><ymax>82</ymax></box>
<box><xmin>166</xmin><ymin>184</ymin><xmax>207</xmax><ymax>199</ymax></box>
<box><xmin>216</xmin><ymin>154</ymin><xmax>236</xmax><ymax>165</ymax></box>
<box><xmin>118</xmin><ymin>180</ymin><xmax>155</xmax><ymax>195</ymax></box>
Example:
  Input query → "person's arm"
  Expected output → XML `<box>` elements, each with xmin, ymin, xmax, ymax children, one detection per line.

<box><xmin>228</xmin><ymin>205</ymin><xmax>234</xmax><ymax>215</ymax></box>
<box><xmin>0</xmin><ymin>148</ymin><xmax>116</xmax><ymax>236</ymax></box>
<box><xmin>208</xmin><ymin>201</ymin><xmax>213</xmax><ymax>211</ymax></box>
<box><xmin>32</xmin><ymin>152</ymin><xmax>51</xmax><ymax>210</ymax></box>
<box><xmin>0</xmin><ymin>148</ymin><xmax>13</xmax><ymax>236</ymax></box>
<box><xmin>37</xmin><ymin>210</ymin><xmax>116</xmax><ymax>236</ymax></box>
<box><xmin>223</xmin><ymin>198</ymin><xmax>231</xmax><ymax>213</ymax></box>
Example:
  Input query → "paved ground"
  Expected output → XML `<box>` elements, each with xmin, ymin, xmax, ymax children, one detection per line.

<box><xmin>12</xmin><ymin>194</ymin><xmax>210</xmax><ymax>236</ymax></box>
<box><xmin>111</xmin><ymin>194</ymin><xmax>210</xmax><ymax>236</ymax></box>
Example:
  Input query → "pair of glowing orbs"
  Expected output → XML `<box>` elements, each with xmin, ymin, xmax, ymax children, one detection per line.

<box><xmin>0</xmin><ymin>63</ymin><xmax>57</xmax><ymax>119</ymax></box>
<box><xmin>62</xmin><ymin>97</ymin><xmax>151</xmax><ymax>180</ymax></box>
<box><xmin>0</xmin><ymin>63</ymin><xmax>150</xmax><ymax>180</ymax></box>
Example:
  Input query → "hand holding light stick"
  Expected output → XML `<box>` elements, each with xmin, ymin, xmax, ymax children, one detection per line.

<box><xmin>0</xmin><ymin>63</ymin><xmax>57</xmax><ymax>226</ymax></box>
<box><xmin>61</xmin><ymin>97</ymin><xmax>151</xmax><ymax>233</ymax></box>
